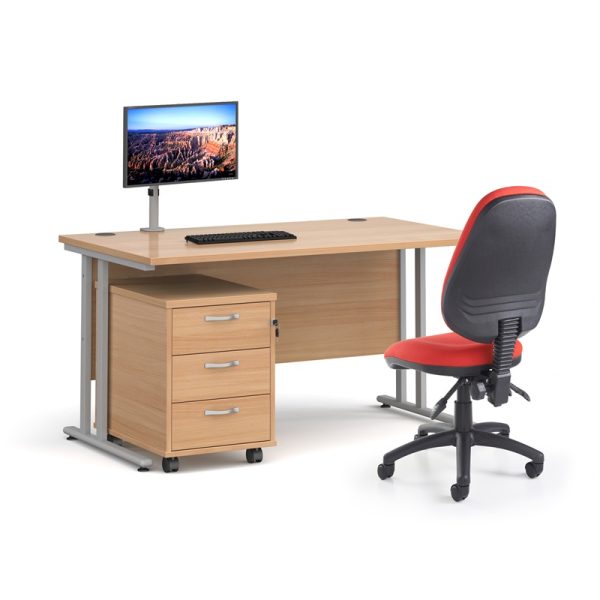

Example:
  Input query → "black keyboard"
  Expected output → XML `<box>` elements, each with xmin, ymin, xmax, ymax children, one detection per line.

<box><xmin>185</xmin><ymin>230</ymin><xmax>297</xmax><ymax>245</ymax></box>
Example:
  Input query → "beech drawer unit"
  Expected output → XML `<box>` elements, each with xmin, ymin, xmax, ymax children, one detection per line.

<box><xmin>108</xmin><ymin>275</ymin><xmax>277</xmax><ymax>472</ymax></box>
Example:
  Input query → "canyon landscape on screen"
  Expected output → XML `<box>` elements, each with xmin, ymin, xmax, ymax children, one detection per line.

<box><xmin>127</xmin><ymin>125</ymin><xmax>237</xmax><ymax>185</ymax></box>
<box><xmin>125</xmin><ymin>103</ymin><xmax>238</xmax><ymax>186</ymax></box>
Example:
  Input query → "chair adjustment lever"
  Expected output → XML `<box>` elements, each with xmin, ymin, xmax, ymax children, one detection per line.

<box><xmin>430</xmin><ymin>398</ymin><xmax>448</xmax><ymax>421</ymax></box>
<box><xmin>470</xmin><ymin>380</ymin><xmax>487</xmax><ymax>400</ymax></box>
<box><xmin>509</xmin><ymin>383</ymin><xmax>530</xmax><ymax>401</ymax></box>
<box><xmin>430</xmin><ymin>378</ymin><xmax>464</xmax><ymax>420</ymax></box>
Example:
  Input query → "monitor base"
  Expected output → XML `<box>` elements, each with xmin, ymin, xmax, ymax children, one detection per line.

<box><xmin>140</xmin><ymin>186</ymin><xmax>165</xmax><ymax>232</ymax></box>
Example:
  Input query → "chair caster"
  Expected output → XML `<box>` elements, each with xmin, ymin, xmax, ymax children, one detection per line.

<box><xmin>66</xmin><ymin>435</ymin><xmax>76</xmax><ymax>440</ymax></box>
<box><xmin>414</xmin><ymin>433</ymin><xmax>427</xmax><ymax>440</ymax></box>
<box><xmin>525</xmin><ymin>461</ymin><xmax>543</xmax><ymax>478</ymax></box>
<box><xmin>138</xmin><ymin>467</ymin><xmax>149</xmax><ymax>472</ymax></box>
<box><xmin>377</xmin><ymin>463</ymin><xmax>395</xmax><ymax>480</ymax></box>
<box><xmin>246</xmin><ymin>448</ymin><xmax>263</xmax><ymax>463</ymax></box>
<box><xmin>162</xmin><ymin>457</ymin><xmax>179</xmax><ymax>473</ymax></box>
<box><xmin>450</xmin><ymin>484</ymin><xmax>469</xmax><ymax>502</ymax></box>
<box><xmin>380</xmin><ymin>403</ymin><xmax>391</xmax><ymax>408</ymax></box>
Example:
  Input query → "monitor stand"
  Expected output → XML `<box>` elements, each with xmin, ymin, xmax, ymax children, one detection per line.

<box><xmin>140</xmin><ymin>186</ymin><xmax>165</xmax><ymax>232</ymax></box>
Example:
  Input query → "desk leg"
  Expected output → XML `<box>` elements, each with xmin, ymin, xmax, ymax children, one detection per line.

<box><xmin>377</xmin><ymin>248</ymin><xmax>453</xmax><ymax>424</ymax></box>
<box><xmin>396</xmin><ymin>249</ymin><xmax>407</xmax><ymax>402</ymax></box>
<box><xmin>63</xmin><ymin>256</ymin><xmax>153</xmax><ymax>470</ymax></box>
<box><xmin>415</xmin><ymin>248</ymin><xmax>427</xmax><ymax>408</ymax></box>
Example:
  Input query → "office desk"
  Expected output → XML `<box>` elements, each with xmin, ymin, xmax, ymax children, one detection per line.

<box><xmin>59</xmin><ymin>217</ymin><xmax>460</xmax><ymax>469</ymax></box>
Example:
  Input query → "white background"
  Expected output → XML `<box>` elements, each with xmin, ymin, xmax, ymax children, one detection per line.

<box><xmin>2</xmin><ymin>0</ymin><xmax>598</xmax><ymax>598</ymax></box>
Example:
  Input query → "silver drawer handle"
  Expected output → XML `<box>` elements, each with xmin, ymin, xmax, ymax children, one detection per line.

<box><xmin>204</xmin><ymin>313</ymin><xmax>240</xmax><ymax>322</ymax></box>
<box><xmin>204</xmin><ymin>407</ymin><xmax>240</xmax><ymax>416</ymax></box>
<box><xmin>204</xmin><ymin>360</ymin><xmax>240</xmax><ymax>369</ymax></box>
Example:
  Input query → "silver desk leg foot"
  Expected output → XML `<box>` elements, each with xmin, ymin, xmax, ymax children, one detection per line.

<box><xmin>63</xmin><ymin>426</ymin><xmax>153</xmax><ymax>469</ymax></box>
<box><xmin>376</xmin><ymin>395</ymin><xmax>454</xmax><ymax>424</ymax></box>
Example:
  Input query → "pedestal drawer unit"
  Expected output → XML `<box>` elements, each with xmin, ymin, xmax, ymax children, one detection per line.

<box><xmin>108</xmin><ymin>275</ymin><xmax>277</xmax><ymax>471</ymax></box>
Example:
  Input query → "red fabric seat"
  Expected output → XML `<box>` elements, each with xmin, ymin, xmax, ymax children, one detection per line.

<box><xmin>384</xmin><ymin>332</ymin><xmax>523</xmax><ymax>376</ymax></box>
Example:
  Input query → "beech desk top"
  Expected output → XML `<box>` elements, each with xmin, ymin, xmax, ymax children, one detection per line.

<box><xmin>59</xmin><ymin>217</ymin><xmax>461</xmax><ymax>267</ymax></box>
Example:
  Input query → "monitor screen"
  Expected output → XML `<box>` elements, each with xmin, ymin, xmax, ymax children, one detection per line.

<box><xmin>123</xmin><ymin>101</ymin><xmax>238</xmax><ymax>187</ymax></box>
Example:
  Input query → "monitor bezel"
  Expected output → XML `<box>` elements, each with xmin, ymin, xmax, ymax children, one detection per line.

<box><xmin>123</xmin><ymin>100</ymin><xmax>239</xmax><ymax>188</ymax></box>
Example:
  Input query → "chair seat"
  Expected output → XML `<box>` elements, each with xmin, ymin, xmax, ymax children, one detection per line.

<box><xmin>384</xmin><ymin>332</ymin><xmax>522</xmax><ymax>376</ymax></box>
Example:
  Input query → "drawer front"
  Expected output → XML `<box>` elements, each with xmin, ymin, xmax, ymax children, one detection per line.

<box><xmin>171</xmin><ymin>395</ymin><xmax>271</xmax><ymax>451</ymax></box>
<box><xmin>172</xmin><ymin>302</ymin><xmax>271</xmax><ymax>355</ymax></box>
<box><xmin>172</xmin><ymin>348</ymin><xmax>271</xmax><ymax>402</ymax></box>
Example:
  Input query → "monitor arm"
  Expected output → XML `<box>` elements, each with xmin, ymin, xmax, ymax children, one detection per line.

<box><xmin>140</xmin><ymin>185</ymin><xmax>165</xmax><ymax>232</ymax></box>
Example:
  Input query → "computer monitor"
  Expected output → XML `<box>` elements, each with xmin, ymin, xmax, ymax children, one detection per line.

<box><xmin>123</xmin><ymin>101</ymin><xmax>238</xmax><ymax>231</ymax></box>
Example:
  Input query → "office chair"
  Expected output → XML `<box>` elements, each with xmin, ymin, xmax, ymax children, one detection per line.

<box><xmin>377</xmin><ymin>186</ymin><xmax>556</xmax><ymax>501</ymax></box>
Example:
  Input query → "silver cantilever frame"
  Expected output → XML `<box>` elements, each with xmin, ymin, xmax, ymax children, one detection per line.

<box><xmin>63</xmin><ymin>250</ymin><xmax>155</xmax><ymax>469</ymax></box>
<box><xmin>376</xmin><ymin>248</ymin><xmax>453</xmax><ymax>424</ymax></box>
<box><xmin>62</xmin><ymin>244</ymin><xmax>451</xmax><ymax>471</ymax></box>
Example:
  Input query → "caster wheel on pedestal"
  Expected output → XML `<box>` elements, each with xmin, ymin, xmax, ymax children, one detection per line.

<box><xmin>246</xmin><ymin>448</ymin><xmax>263</xmax><ymax>463</ymax></box>
<box><xmin>377</xmin><ymin>463</ymin><xmax>395</xmax><ymax>480</ymax></box>
<box><xmin>66</xmin><ymin>435</ymin><xmax>76</xmax><ymax>441</ymax></box>
<box><xmin>162</xmin><ymin>457</ymin><xmax>179</xmax><ymax>473</ymax></box>
<box><xmin>450</xmin><ymin>484</ymin><xmax>470</xmax><ymax>502</ymax></box>
<box><xmin>138</xmin><ymin>467</ymin><xmax>149</xmax><ymax>472</ymax></box>
<box><xmin>525</xmin><ymin>461</ymin><xmax>543</xmax><ymax>478</ymax></box>
<box><xmin>380</xmin><ymin>403</ymin><xmax>391</xmax><ymax>408</ymax></box>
